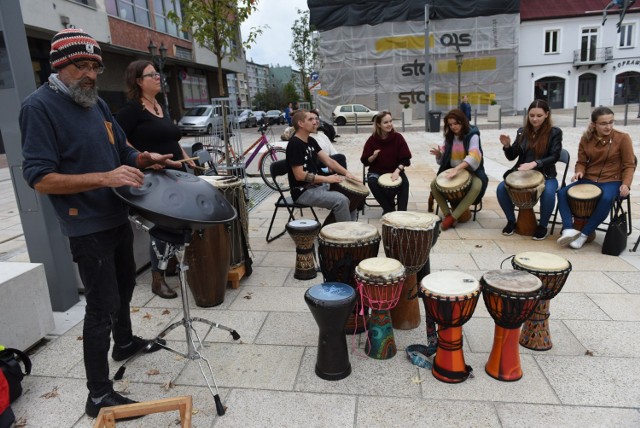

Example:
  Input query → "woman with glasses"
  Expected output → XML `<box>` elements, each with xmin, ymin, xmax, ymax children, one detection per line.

<box><xmin>497</xmin><ymin>99</ymin><xmax>562</xmax><ymax>240</ymax></box>
<box><xmin>556</xmin><ymin>106</ymin><xmax>635</xmax><ymax>249</ymax></box>
<box><xmin>116</xmin><ymin>60</ymin><xmax>194</xmax><ymax>299</ymax></box>
<box><xmin>430</xmin><ymin>109</ymin><xmax>488</xmax><ymax>230</ymax></box>
<box><xmin>360</xmin><ymin>111</ymin><xmax>412</xmax><ymax>214</ymax></box>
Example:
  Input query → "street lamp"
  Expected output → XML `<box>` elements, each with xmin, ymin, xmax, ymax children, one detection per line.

<box><xmin>148</xmin><ymin>40</ymin><xmax>169</xmax><ymax>114</ymax></box>
<box><xmin>455</xmin><ymin>52</ymin><xmax>464</xmax><ymax>104</ymax></box>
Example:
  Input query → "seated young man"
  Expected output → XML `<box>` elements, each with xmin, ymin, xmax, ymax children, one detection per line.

<box><xmin>286</xmin><ymin>110</ymin><xmax>359</xmax><ymax>222</ymax></box>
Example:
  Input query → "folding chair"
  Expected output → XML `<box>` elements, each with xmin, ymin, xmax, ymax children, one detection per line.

<box><xmin>266</xmin><ymin>159</ymin><xmax>318</xmax><ymax>243</ymax></box>
<box><xmin>549</xmin><ymin>148</ymin><xmax>571</xmax><ymax>234</ymax></box>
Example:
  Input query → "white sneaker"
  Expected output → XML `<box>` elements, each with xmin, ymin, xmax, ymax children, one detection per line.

<box><xmin>569</xmin><ymin>233</ymin><xmax>588</xmax><ymax>249</ymax></box>
<box><xmin>557</xmin><ymin>228</ymin><xmax>581</xmax><ymax>246</ymax></box>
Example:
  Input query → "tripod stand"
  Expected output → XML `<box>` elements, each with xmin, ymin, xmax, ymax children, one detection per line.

<box><xmin>114</xmin><ymin>225</ymin><xmax>240</xmax><ymax>416</ymax></box>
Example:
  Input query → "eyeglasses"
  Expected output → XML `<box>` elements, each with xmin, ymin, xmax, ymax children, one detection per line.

<box><xmin>142</xmin><ymin>72</ymin><xmax>161</xmax><ymax>79</ymax></box>
<box><xmin>595</xmin><ymin>120</ymin><xmax>615</xmax><ymax>127</ymax></box>
<box><xmin>61</xmin><ymin>52</ymin><xmax>104</xmax><ymax>74</ymax></box>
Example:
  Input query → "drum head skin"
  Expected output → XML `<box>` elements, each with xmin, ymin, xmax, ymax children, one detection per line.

<box><xmin>378</xmin><ymin>173</ymin><xmax>402</xmax><ymax>188</ymax></box>
<box><xmin>319</xmin><ymin>221</ymin><xmax>379</xmax><ymax>243</ymax></box>
<box><xmin>435</xmin><ymin>169</ymin><xmax>471</xmax><ymax>189</ymax></box>
<box><xmin>420</xmin><ymin>271</ymin><xmax>479</xmax><ymax>296</ymax></box>
<box><xmin>306</xmin><ymin>282</ymin><xmax>355</xmax><ymax>304</ymax></box>
<box><xmin>341</xmin><ymin>178</ymin><xmax>370</xmax><ymax>195</ymax></box>
<box><xmin>567</xmin><ymin>183</ymin><xmax>602</xmax><ymax>200</ymax></box>
<box><xmin>381</xmin><ymin>211</ymin><xmax>439</xmax><ymax>230</ymax></box>
<box><xmin>482</xmin><ymin>270</ymin><xmax>542</xmax><ymax>294</ymax></box>
<box><xmin>505</xmin><ymin>170</ymin><xmax>544</xmax><ymax>189</ymax></box>
<box><xmin>287</xmin><ymin>219</ymin><xmax>321</xmax><ymax>232</ymax></box>
<box><xmin>356</xmin><ymin>257</ymin><xmax>405</xmax><ymax>281</ymax></box>
<box><xmin>513</xmin><ymin>252</ymin><xmax>570</xmax><ymax>272</ymax></box>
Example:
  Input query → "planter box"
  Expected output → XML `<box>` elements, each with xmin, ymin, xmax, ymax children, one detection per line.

<box><xmin>488</xmin><ymin>104</ymin><xmax>501</xmax><ymax>122</ymax></box>
<box><xmin>402</xmin><ymin>108</ymin><xmax>413</xmax><ymax>125</ymax></box>
<box><xmin>576</xmin><ymin>102</ymin><xmax>592</xmax><ymax>119</ymax></box>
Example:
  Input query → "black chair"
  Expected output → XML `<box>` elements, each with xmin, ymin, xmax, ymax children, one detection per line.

<box><xmin>361</xmin><ymin>165</ymin><xmax>381</xmax><ymax>212</ymax></box>
<box><xmin>549</xmin><ymin>148</ymin><xmax>571</xmax><ymax>235</ymax></box>
<box><xmin>266</xmin><ymin>160</ymin><xmax>318</xmax><ymax>243</ymax></box>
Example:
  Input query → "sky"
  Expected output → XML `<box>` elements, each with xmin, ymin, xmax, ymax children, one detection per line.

<box><xmin>240</xmin><ymin>0</ymin><xmax>310</xmax><ymax>68</ymax></box>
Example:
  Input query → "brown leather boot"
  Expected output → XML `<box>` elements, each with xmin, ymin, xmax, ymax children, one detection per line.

<box><xmin>152</xmin><ymin>271</ymin><xmax>177</xmax><ymax>299</ymax></box>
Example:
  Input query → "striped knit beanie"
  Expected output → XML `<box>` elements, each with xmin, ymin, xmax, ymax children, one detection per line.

<box><xmin>50</xmin><ymin>28</ymin><xmax>103</xmax><ymax>70</ymax></box>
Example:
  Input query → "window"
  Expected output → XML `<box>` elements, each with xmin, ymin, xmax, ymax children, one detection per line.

<box><xmin>153</xmin><ymin>0</ymin><xmax>182</xmax><ymax>37</ymax></box>
<box><xmin>619</xmin><ymin>23</ymin><xmax>634</xmax><ymax>48</ymax></box>
<box><xmin>105</xmin><ymin>0</ymin><xmax>150</xmax><ymax>27</ymax></box>
<box><xmin>544</xmin><ymin>29</ymin><xmax>559</xmax><ymax>54</ymax></box>
<box><xmin>580</xmin><ymin>27</ymin><xmax>598</xmax><ymax>62</ymax></box>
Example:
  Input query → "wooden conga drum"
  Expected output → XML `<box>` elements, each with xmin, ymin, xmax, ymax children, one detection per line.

<box><xmin>567</xmin><ymin>183</ymin><xmax>602</xmax><ymax>243</ymax></box>
<box><xmin>505</xmin><ymin>170</ymin><xmax>545</xmax><ymax>236</ymax></box>
<box><xmin>381</xmin><ymin>211</ymin><xmax>439</xmax><ymax>330</ymax></box>
<box><xmin>286</xmin><ymin>219</ymin><xmax>321</xmax><ymax>280</ymax></box>
<box><xmin>511</xmin><ymin>252</ymin><xmax>572</xmax><ymax>350</ymax></box>
<box><xmin>324</xmin><ymin>178</ymin><xmax>369</xmax><ymax>225</ymax></box>
<box><xmin>420</xmin><ymin>271</ymin><xmax>480</xmax><ymax>383</ymax></box>
<box><xmin>482</xmin><ymin>270</ymin><xmax>542</xmax><ymax>381</ymax></box>
<box><xmin>355</xmin><ymin>257</ymin><xmax>405</xmax><ymax>360</ymax></box>
<box><xmin>435</xmin><ymin>169</ymin><xmax>473</xmax><ymax>222</ymax></box>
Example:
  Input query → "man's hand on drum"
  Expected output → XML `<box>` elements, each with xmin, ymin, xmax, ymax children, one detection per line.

<box><xmin>344</xmin><ymin>171</ymin><xmax>361</xmax><ymax>182</ymax></box>
<box><xmin>325</xmin><ymin>174</ymin><xmax>345</xmax><ymax>184</ymax></box>
<box><xmin>499</xmin><ymin>134</ymin><xmax>511</xmax><ymax>148</ymax></box>
<box><xmin>517</xmin><ymin>161</ymin><xmax>537</xmax><ymax>171</ymax></box>
<box><xmin>571</xmin><ymin>171</ymin><xmax>584</xmax><ymax>182</ymax></box>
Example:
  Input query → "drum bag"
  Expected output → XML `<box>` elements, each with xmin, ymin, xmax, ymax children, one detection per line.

<box><xmin>602</xmin><ymin>199</ymin><xmax>627</xmax><ymax>256</ymax></box>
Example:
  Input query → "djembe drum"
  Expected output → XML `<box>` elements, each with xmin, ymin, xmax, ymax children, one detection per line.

<box><xmin>318</xmin><ymin>222</ymin><xmax>381</xmax><ymax>333</ymax></box>
<box><xmin>435</xmin><ymin>169</ymin><xmax>473</xmax><ymax>223</ymax></box>
<box><xmin>286</xmin><ymin>219</ymin><xmax>321</xmax><ymax>280</ymax></box>
<box><xmin>381</xmin><ymin>211</ymin><xmax>439</xmax><ymax>330</ymax></box>
<box><xmin>567</xmin><ymin>183</ymin><xmax>602</xmax><ymax>243</ymax></box>
<box><xmin>355</xmin><ymin>257</ymin><xmax>406</xmax><ymax>359</ymax></box>
<box><xmin>304</xmin><ymin>282</ymin><xmax>357</xmax><ymax>380</ymax></box>
<box><xmin>481</xmin><ymin>270</ymin><xmax>542</xmax><ymax>381</ymax></box>
<box><xmin>324</xmin><ymin>178</ymin><xmax>370</xmax><ymax>225</ymax></box>
<box><xmin>419</xmin><ymin>271</ymin><xmax>480</xmax><ymax>383</ymax></box>
<box><xmin>511</xmin><ymin>252</ymin><xmax>572</xmax><ymax>350</ymax></box>
<box><xmin>378</xmin><ymin>173</ymin><xmax>402</xmax><ymax>205</ymax></box>
<box><xmin>505</xmin><ymin>170</ymin><xmax>545</xmax><ymax>236</ymax></box>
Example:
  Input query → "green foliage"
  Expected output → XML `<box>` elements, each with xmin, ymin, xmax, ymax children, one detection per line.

<box><xmin>289</xmin><ymin>9</ymin><xmax>318</xmax><ymax>104</ymax></box>
<box><xmin>283</xmin><ymin>81</ymin><xmax>299</xmax><ymax>105</ymax></box>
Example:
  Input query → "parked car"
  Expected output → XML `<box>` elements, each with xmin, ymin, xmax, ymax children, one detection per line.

<box><xmin>254</xmin><ymin>110</ymin><xmax>267</xmax><ymax>125</ymax></box>
<box><xmin>177</xmin><ymin>104</ymin><xmax>236</xmax><ymax>135</ymax></box>
<box><xmin>265</xmin><ymin>109</ymin><xmax>285</xmax><ymax>125</ymax></box>
<box><xmin>236</xmin><ymin>109</ymin><xmax>257</xmax><ymax>128</ymax></box>
<box><xmin>332</xmin><ymin>104</ymin><xmax>379</xmax><ymax>126</ymax></box>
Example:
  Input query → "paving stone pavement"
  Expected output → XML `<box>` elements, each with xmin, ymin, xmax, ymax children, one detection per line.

<box><xmin>1</xmin><ymin>108</ymin><xmax>640</xmax><ymax>427</ymax></box>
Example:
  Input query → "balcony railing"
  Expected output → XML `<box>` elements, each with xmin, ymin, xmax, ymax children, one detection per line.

<box><xmin>573</xmin><ymin>47</ymin><xmax>613</xmax><ymax>66</ymax></box>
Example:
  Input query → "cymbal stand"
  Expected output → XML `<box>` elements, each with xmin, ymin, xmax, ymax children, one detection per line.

<box><xmin>115</xmin><ymin>226</ymin><xmax>240</xmax><ymax>416</ymax></box>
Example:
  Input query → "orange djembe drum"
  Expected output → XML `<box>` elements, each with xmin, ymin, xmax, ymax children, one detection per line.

<box><xmin>505</xmin><ymin>170</ymin><xmax>545</xmax><ymax>236</ymax></box>
<box><xmin>419</xmin><ymin>271</ymin><xmax>480</xmax><ymax>383</ymax></box>
<box><xmin>511</xmin><ymin>252</ymin><xmax>572</xmax><ymax>350</ymax></box>
<box><xmin>435</xmin><ymin>169</ymin><xmax>473</xmax><ymax>223</ymax></box>
<box><xmin>567</xmin><ymin>183</ymin><xmax>602</xmax><ymax>243</ymax></box>
<box><xmin>481</xmin><ymin>270</ymin><xmax>542</xmax><ymax>381</ymax></box>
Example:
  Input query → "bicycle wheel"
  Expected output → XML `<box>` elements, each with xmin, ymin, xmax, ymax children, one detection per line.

<box><xmin>259</xmin><ymin>147</ymin><xmax>289</xmax><ymax>191</ymax></box>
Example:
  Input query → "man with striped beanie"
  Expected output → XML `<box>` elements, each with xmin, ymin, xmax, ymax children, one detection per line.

<box><xmin>20</xmin><ymin>28</ymin><xmax>182</xmax><ymax>419</ymax></box>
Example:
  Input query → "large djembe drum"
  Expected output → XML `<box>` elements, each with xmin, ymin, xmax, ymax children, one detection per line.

<box><xmin>304</xmin><ymin>282</ymin><xmax>357</xmax><ymax>380</ymax></box>
<box><xmin>435</xmin><ymin>169</ymin><xmax>473</xmax><ymax>223</ymax></box>
<box><xmin>324</xmin><ymin>178</ymin><xmax>370</xmax><ymax>225</ymax></box>
<box><xmin>286</xmin><ymin>219</ymin><xmax>321</xmax><ymax>280</ymax></box>
<box><xmin>567</xmin><ymin>183</ymin><xmax>602</xmax><ymax>243</ymax></box>
<box><xmin>381</xmin><ymin>211</ymin><xmax>439</xmax><ymax>330</ymax></box>
<box><xmin>481</xmin><ymin>270</ymin><xmax>542</xmax><ymax>381</ymax></box>
<box><xmin>505</xmin><ymin>170</ymin><xmax>545</xmax><ymax>236</ymax></box>
<box><xmin>355</xmin><ymin>257</ymin><xmax>405</xmax><ymax>360</ymax></box>
<box><xmin>511</xmin><ymin>252</ymin><xmax>572</xmax><ymax>350</ymax></box>
<box><xmin>317</xmin><ymin>222</ymin><xmax>381</xmax><ymax>333</ymax></box>
<box><xmin>378</xmin><ymin>173</ymin><xmax>402</xmax><ymax>205</ymax></box>
<box><xmin>419</xmin><ymin>271</ymin><xmax>480</xmax><ymax>383</ymax></box>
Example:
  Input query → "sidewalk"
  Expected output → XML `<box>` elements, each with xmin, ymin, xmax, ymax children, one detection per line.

<box><xmin>1</xmin><ymin>113</ymin><xmax>639</xmax><ymax>427</ymax></box>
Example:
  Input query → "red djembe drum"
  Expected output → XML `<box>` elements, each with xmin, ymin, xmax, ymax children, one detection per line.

<box><xmin>355</xmin><ymin>257</ymin><xmax>405</xmax><ymax>360</ymax></box>
<box><xmin>381</xmin><ymin>211</ymin><xmax>439</xmax><ymax>330</ymax></box>
<box><xmin>567</xmin><ymin>183</ymin><xmax>602</xmax><ymax>243</ymax></box>
<box><xmin>505</xmin><ymin>170</ymin><xmax>545</xmax><ymax>236</ymax></box>
<box><xmin>317</xmin><ymin>222</ymin><xmax>381</xmax><ymax>333</ymax></box>
<box><xmin>481</xmin><ymin>270</ymin><xmax>542</xmax><ymax>381</ymax></box>
<box><xmin>434</xmin><ymin>169</ymin><xmax>473</xmax><ymax>223</ymax></box>
<box><xmin>511</xmin><ymin>252</ymin><xmax>572</xmax><ymax>350</ymax></box>
<box><xmin>419</xmin><ymin>271</ymin><xmax>480</xmax><ymax>383</ymax></box>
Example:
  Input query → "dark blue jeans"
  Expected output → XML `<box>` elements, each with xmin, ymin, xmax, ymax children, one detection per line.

<box><xmin>367</xmin><ymin>171</ymin><xmax>409</xmax><ymax>214</ymax></box>
<box><xmin>69</xmin><ymin>223</ymin><xmax>136</xmax><ymax>397</ymax></box>
<box><xmin>497</xmin><ymin>177</ymin><xmax>558</xmax><ymax>227</ymax></box>
<box><xmin>558</xmin><ymin>179</ymin><xmax>621</xmax><ymax>236</ymax></box>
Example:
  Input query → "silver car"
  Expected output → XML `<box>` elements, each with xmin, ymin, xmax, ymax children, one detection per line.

<box><xmin>177</xmin><ymin>104</ymin><xmax>236</xmax><ymax>135</ymax></box>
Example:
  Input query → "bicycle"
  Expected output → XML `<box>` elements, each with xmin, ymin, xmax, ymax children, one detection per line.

<box><xmin>205</xmin><ymin>123</ymin><xmax>289</xmax><ymax>191</ymax></box>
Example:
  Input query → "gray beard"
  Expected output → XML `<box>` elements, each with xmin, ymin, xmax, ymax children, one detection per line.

<box><xmin>68</xmin><ymin>77</ymin><xmax>99</xmax><ymax>108</ymax></box>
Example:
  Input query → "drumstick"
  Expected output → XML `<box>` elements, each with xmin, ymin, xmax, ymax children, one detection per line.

<box><xmin>179</xmin><ymin>156</ymin><xmax>199</xmax><ymax>163</ymax></box>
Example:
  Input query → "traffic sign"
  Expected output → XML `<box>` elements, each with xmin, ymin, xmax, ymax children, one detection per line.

<box><xmin>310</xmin><ymin>71</ymin><xmax>319</xmax><ymax>81</ymax></box>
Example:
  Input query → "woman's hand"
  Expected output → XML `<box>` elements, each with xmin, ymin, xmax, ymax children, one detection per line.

<box><xmin>620</xmin><ymin>183</ymin><xmax>631</xmax><ymax>198</ymax></box>
<box><xmin>571</xmin><ymin>171</ymin><xmax>584</xmax><ymax>182</ymax></box>
<box><xmin>368</xmin><ymin>149</ymin><xmax>381</xmax><ymax>163</ymax></box>
<box><xmin>518</xmin><ymin>161</ymin><xmax>537</xmax><ymax>171</ymax></box>
<box><xmin>499</xmin><ymin>134</ymin><xmax>511</xmax><ymax>148</ymax></box>
<box><xmin>429</xmin><ymin>146</ymin><xmax>442</xmax><ymax>158</ymax></box>
<box><xmin>444</xmin><ymin>168</ymin><xmax>459</xmax><ymax>179</ymax></box>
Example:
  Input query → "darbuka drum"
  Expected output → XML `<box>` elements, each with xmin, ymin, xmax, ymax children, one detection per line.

<box><xmin>505</xmin><ymin>170</ymin><xmax>545</xmax><ymax>236</ymax></box>
<box><xmin>305</xmin><ymin>282</ymin><xmax>357</xmax><ymax>380</ymax></box>
<box><xmin>318</xmin><ymin>222</ymin><xmax>381</xmax><ymax>333</ymax></box>
<box><xmin>511</xmin><ymin>252</ymin><xmax>572</xmax><ymax>350</ymax></box>
<box><xmin>286</xmin><ymin>219</ymin><xmax>321</xmax><ymax>280</ymax></box>
<box><xmin>481</xmin><ymin>270</ymin><xmax>542</xmax><ymax>381</ymax></box>
<box><xmin>567</xmin><ymin>183</ymin><xmax>602</xmax><ymax>243</ymax></box>
<box><xmin>420</xmin><ymin>271</ymin><xmax>480</xmax><ymax>383</ymax></box>
<box><xmin>435</xmin><ymin>169</ymin><xmax>471</xmax><ymax>204</ymax></box>
<box><xmin>382</xmin><ymin>211</ymin><xmax>439</xmax><ymax>330</ymax></box>
<box><xmin>325</xmin><ymin>178</ymin><xmax>369</xmax><ymax>225</ymax></box>
<box><xmin>355</xmin><ymin>257</ymin><xmax>406</xmax><ymax>360</ymax></box>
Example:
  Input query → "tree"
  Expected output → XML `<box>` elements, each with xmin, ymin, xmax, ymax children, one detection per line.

<box><xmin>283</xmin><ymin>81</ymin><xmax>299</xmax><ymax>108</ymax></box>
<box><xmin>289</xmin><ymin>9</ymin><xmax>318</xmax><ymax>104</ymax></box>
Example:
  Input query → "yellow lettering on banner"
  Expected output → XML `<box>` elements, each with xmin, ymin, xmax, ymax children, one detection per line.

<box><xmin>375</xmin><ymin>34</ymin><xmax>434</xmax><ymax>52</ymax></box>
<box><xmin>435</xmin><ymin>92</ymin><xmax>496</xmax><ymax>105</ymax></box>
<box><xmin>317</xmin><ymin>90</ymin><xmax>329</xmax><ymax>96</ymax></box>
<box><xmin>436</xmin><ymin>56</ymin><xmax>497</xmax><ymax>73</ymax></box>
